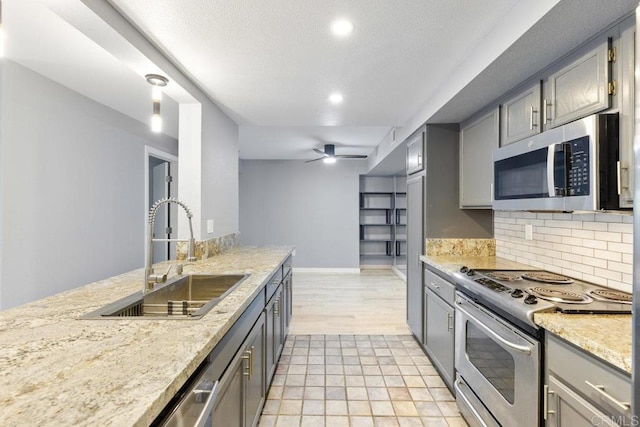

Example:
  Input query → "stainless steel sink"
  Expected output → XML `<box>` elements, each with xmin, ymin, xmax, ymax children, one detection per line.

<box><xmin>82</xmin><ymin>274</ymin><xmax>249</xmax><ymax>319</ymax></box>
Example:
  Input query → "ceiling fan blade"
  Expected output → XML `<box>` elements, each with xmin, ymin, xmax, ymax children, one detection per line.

<box><xmin>335</xmin><ymin>155</ymin><xmax>368</xmax><ymax>159</ymax></box>
<box><xmin>313</xmin><ymin>148</ymin><xmax>327</xmax><ymax>156</ymax></box>
<box><xmin>305</xmin><ymin>157</ymin><xmax>325</xmax><ymax>163</ymax></box>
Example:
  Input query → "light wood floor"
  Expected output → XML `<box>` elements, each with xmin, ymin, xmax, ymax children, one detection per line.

<box><xmin>289</xmin><ymin>270</ymin><xmax>410</xmax><ymax>335</ymax></box>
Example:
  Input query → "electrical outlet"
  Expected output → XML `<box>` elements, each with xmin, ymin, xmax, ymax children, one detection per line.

<box><xmin>207</xmin><ymin>219</ymin><xmax>214</xmax><ymax>234</ymax></box>
<box><xmin>525</xmin><ymin>224</ymin><xmax>533</xmax><ymax>240</ymax></box>
<box><xmin>292</xmin><ymin>249</ymin><xmax>296</xmax><ymax>256</ymax></box>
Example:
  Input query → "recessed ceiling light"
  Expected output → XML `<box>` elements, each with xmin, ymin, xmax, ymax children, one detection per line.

<box><xmin>331</xmin><ymin>19</ymin><xmax>353</xmax><ymax>37</ymax></box>
<box><xmin>328</xmin><ymin>93</ymin><xmax>343</xmax><ymax>104</ymax></box>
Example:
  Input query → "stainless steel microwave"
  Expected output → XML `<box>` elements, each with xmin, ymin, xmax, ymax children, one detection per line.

<box><xmin>493</xmin><ymin>113</ymin><xmax>620</xmax><ymax>211</ymax></box>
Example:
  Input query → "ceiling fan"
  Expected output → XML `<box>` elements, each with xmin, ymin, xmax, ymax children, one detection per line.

<box><xmin>306</xmin><ymin>144</ymin><xmax>368</xmax><ymax>164</ymax></box>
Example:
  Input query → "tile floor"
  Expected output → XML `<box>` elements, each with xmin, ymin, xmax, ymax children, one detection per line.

<box><xmin>258</xmin><ymin>334</ymin><xmax>467</xmax><ymax>427</ymax></box>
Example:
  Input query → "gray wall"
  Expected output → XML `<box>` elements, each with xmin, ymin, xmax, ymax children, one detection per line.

<box><xmin>239</xmin><ymin>159</ymin><xmax>366</xmax><ymax>268</ymax></box>
<box><xmin>0</xmin><ymin>61</ymin><xmax>178</xmax><ymax>309</ymax></box>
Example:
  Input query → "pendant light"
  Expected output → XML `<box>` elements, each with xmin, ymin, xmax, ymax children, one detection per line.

<box><xmin>145</xmin><ymin>74</ymin><xmax>169</xmax><ymax>133</ymax></box>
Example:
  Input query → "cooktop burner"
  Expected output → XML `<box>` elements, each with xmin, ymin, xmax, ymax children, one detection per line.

<box><xmin>528</xmin><ymin>287</ymin><xmax>592</xmax><ymax>304</ymax></box>
<box><xmin>485</xmin><ymin>272</ymin><xmax>522</xmax><ymax>281</ymax></box>
<box><xmin>588</xmin><ymin>288</ymin><xmax>633</xmax><ymax>305</ymax></box>
<box><xmin>452</xmin><ymin>267</ymin><xmax>633</xmax><ymax>330</ymax></box>
<box><xmin>521</xmin><ymin>272</ymin><xmax>573</xmax><ymax>284</ymax></box>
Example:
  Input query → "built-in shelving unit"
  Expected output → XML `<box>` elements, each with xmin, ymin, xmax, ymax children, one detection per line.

<box><xmin>359</xmin><ymin>176</ymin><xmax>407</xmax><ymax>270</ymax></box>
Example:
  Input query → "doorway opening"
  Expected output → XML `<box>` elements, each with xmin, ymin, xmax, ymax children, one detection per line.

<box><xmin>145</xmin><ymin>147</ymin><xmax>178</xmax><ymax>263</ymax></box>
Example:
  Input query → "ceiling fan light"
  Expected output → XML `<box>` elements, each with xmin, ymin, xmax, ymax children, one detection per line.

<box><xmin>323</xmin><ymin>157</ymin><xmax>337</xmax><ymax>164</ymax></box>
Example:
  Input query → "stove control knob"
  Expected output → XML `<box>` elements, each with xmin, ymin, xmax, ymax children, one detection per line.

<box><xmin>459</xmin><ymin>266</ymin><xmax>469</xmax><ymax>273</ymax></box>
<box><xmin>524</xmin><ymin>294</ymin><xmax>538</xmax><ymax>305</ymax></box>
<box><xmin>511</xmin><ymin>289</ymin><xmax>524</xmax><ymax>298</ymax></box>
<box><xmin>466</xmin><ymin>269</ymin><xmax>476</xmax><ymax>276</ymax></box>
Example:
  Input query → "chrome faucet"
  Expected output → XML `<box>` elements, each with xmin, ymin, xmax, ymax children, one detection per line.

<box><xmin>145</xmin><ymin>197</ymin><xmax>197</xmax><ymax>293</ymax></box>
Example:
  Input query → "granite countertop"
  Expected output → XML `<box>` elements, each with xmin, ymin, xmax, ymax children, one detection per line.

<box><xmin>420</xmin><ymin>253</ymin><xmax>632</xmax><ymax>375</ymax></box>
<box><xmin>0</xmin><ymin>246</ymin><xmax>293</xmax><ymax>426</ymax></box>
<box><xmin>419</xmin><ymin>254</ymin><xmax>534</xmax><ymax>278</ymax></box>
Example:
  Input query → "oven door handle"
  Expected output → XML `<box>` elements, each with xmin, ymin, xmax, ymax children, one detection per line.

<box><xmin>457</xmin><ymin>305</ymin><xmax>532</xmax><ymax>355</ymax></box>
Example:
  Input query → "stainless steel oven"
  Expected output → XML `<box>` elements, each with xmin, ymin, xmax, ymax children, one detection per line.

<box><xmin>493</xmin><ymin>113</ymin><xmax>620</xmax><ymax>211</ymax></box>
<box><xmin>452</xmin><ymin>267</ymin><xmax>632</xmax><ymax>427</ymax></box>
<box><xmin>455</xmin><ymin>292</ymin><xmax>541</xmax><ymax>427</ymax></box>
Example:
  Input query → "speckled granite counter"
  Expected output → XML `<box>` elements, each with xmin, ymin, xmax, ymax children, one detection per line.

<box><xmin>0</xmin><ymin>246</ymin><xmax>293</xmax><ymax>426</ymax></box>
<box><xmin>419</xmin><ymin>254</ymin><xmax>534</xmax><ymax>278</ymax></box>
<box><xmin>534</xmin><ymin>312</ymin><xmax>632</xmax><ymax>374</ymax></box>
<box><xmin>420</xmin><ymin>253</ymin><xmax>632</xmax><ymax>375</ymax></box>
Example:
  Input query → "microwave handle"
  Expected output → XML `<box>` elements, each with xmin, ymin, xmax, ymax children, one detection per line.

<box><xmin>547</xmin><ymin>144</ymin><xmax>557</xmax><ymax>197</ymax></box>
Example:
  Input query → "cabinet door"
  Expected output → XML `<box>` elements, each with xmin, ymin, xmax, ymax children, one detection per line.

<box><xmin>283</xmin><ymin>273</ymin><xmax>292</xmax><ymax>333</ymax></box>
<box><xmin>244</xmin><ymin>313</ymin><xmax>266</xmax><ymax>427</ymax></box>
<box><xmin>265</xmin><ymin>294</ymin><xmax>277</xmax><ymax>384</ymax></box>
<box><xmin>547</xmin><ymin>375</ymin><xmax>617</xmax><ymax>427</ymax></box>
<box><xmin>406</xmin><ymin>174</ymin><xmax>424</xmax><ymax>341</ymax></box>
<box><xmin>617</xmin><ymin>17</ymin><xmax>634</xmax><ymax>208</ymax></box>
<box><xmin>406</xmin><ymin>129</ymin><xmax>425</xmax><ymax>175</ymax></box>
<box><xmin>501</xmin><ymin>82</ymin><xmax>542</xmax><ymax>145</ymax></box>
<box><xmin>211</xmin><ymin>348</ymin><xmax>244</xmax><ymax>427</ymax></box>
<box><xmin>545</xmin><ymin>37</ymin><xmax>611</xmax><ymax>129</ymax></box>
<box><xmin>459</xmin><ymin>108</ymin><xmax>499</xmax><ymax>208</ymax></box>
<box><xmin>425</xmin><ymin>288</ymin><xmax>454</xmax><ymax>389</ymax></box>
<box><xmin>273</xmin><ymin>288</ymin><xmax>284</xmax><ymax>361</ymax></box>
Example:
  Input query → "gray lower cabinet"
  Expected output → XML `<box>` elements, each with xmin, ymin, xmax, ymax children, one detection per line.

<box><xmin>265</xmin><ymin>284</ymin><xmax>283</xmax><ymax>384</ymax></box>
<box><xmin>423</xmin><ymin>267</ymin><xmax>455</xmax><ymax>390</ymax></box>
<box><xmin>546</xmin><ymin>375</ymin><xmax>618</xmax><ymax>427</ymax></box>
<box><xmin>545</xmin><ymin>333</ymin><xmax>631</xmax><ymax>426</ymax></box>
<box><xmin>212</xmin><ymin>312</ymin><xmax>266</xmax><ymax>427</ymax></box>
<box><xmin>544</xmin><ymin>36</ymin><xmax>612</xmax><ymax>129</ymax></box>
<box><xmin>282</xmin><ymin>271</ymin><xmax>292</xmax><ymax>335</ymax></box>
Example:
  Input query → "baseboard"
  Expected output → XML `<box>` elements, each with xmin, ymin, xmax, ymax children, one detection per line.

<box><xmin>392</xmin><ymin>266</ymin><xmax>407</xmax><ymax>281</ymax></box>
<box><xmin>293</xmin><ymin>268</ymin><xmax>361</xmax><ymax>274</ymax></box>
<box><xmin>359</xmin><ymin>265</ymin><xmax>393</xmax><ymax>270</ymax></box>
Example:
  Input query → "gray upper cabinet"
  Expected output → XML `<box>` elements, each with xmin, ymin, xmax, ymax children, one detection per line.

<box><xmin>406</xmin><ymin>128</ymin><xmax>425</xmax><ymax>175</ymax></box>
<box><xmin>544</xmin><ymin>36</ymin><xmax>612</xmax><ymax>129</ymax></box>
<box><xmin>459</xmin><ymin>108</ymin><xmax>499</xmax><ymax>208</ymax></box>
<box><xmin>617</xmin><ymin>16</ymin><xmax>634</xmax><ymax>208</ymax></box>
<box><xmin>500</xmin><ymin>81</ymin><xmax>542</xmax><ymax>146</ymax></box>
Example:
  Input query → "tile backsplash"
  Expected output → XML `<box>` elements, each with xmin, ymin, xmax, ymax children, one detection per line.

<box><xmin>495</xmin><ymin>211</ymin><xmax>633</xmax><ymax>293</ymax></box>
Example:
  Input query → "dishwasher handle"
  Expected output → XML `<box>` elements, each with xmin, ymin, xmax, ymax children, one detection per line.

<box><xmin>161</xmin><ymin>361</ymin><xmax>219</xmax><ymax>427</ymax></box>
<box><xmin>195</xmin><ymin>380</ymin><xmax>220</xmax><ymax>427</ymax></box>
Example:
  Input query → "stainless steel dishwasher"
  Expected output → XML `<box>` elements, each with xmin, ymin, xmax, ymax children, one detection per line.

<box><xmin>160</xmin><ymin>360</ymin><xmax>220</xmax><ymax>427</ymax></box>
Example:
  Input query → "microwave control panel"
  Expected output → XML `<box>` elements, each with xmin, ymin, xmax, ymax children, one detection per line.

<box><xmin>566</xmin><ymin>136</ymin><xmax>590</xmax><ymax>196</ymax></box>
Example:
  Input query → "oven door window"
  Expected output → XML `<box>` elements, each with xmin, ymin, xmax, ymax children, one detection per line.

<box><xmin>494</xmin><ymin>147</ymin><xmax>549</xmax><ymax>200</ymax></box>
<box><xmin>466</xmin><ymin>322</ymin><xmax>515</xmax><ymax>404</ymax></box>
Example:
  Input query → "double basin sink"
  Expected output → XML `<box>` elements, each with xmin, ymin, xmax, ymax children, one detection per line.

<box><xmin>83</xmin><ymin>273</ymin><xmax>249</xmax><ymax>319</ymax></box>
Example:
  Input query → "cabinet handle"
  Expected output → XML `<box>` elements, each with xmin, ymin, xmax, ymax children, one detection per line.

<box><xmin>242</xmin><ymin>349</ymin><xmax>252</xmax><ymax>378</ymax></box>
<box><xmin>543</xmin><ymin>384</ymin><xmax>556</xmax><ymax>420</ymax></box>
<box><xmin>417</xmin><ymin>153</ymin><xmax>422</xmax><ymax>167</ymax></box>
<box><xmin>431</xmin><ymin>282</ymin><xmax>441</xmax><ymax>290</ymax></box>
<box><xmin>529</xmin><ymin>106</ymin><xmax>537</xmax><ymax>129</ymax></box>
<box><xmin>543</xmin><ymin>99</ymin><xmax>550</xmax><ymax>124</ymax></box>
<box><xmin>274</xmin><ymin>298</ymin><xmax>280</xmax><ymax>316</ymax></box>
<box><xmin>447</xmin><ymin>312</ymin><xmax>453</xmax><ymax>331</ymax></box>
<box><xmin>585</xmin><ymin>380</ymin><xmax>631</xmax><ymax>413</ymax></box>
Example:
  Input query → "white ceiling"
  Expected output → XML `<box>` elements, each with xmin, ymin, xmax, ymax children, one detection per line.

<box><xmin>7</xmin><ymin>0</ymin><xmax>636</xmax><ymax>165</ymax></box>
<box><xmin>106</xmin><ymin>0</ymin><xmax>521</xmax><ymax>159</ymax></box>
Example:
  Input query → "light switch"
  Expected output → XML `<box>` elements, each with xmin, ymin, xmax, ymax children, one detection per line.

<box><xmin>207</xmin><ymin>219</ymin><xmax>214</xmax><ymax>234</ymax></box>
